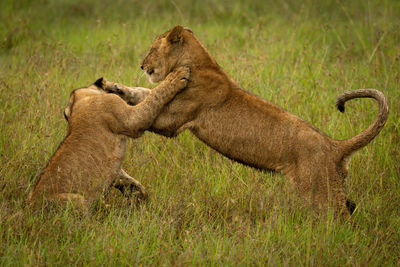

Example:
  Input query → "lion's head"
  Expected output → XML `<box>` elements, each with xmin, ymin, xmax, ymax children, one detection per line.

<box><xmin>63</xmin><ymin>78</ymin><xmax>106</xmax><ymax>121</ymax></box>
<box><xmin>141</xmin><ymin>25</ymin><xmax>196</xmax><ymax>83</ymax></box>
<box><xmin>140</xmin><ymin>26</ymin><xmax>230</xmax><ymax>137</ymax></box>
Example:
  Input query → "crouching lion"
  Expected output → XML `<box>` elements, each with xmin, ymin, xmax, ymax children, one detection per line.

<box><xmin>139</xmin><ymin>25</ymin><xmax>389</xmax><ymax>216</ymax></box>
<box><xmin>27</xmin><ymin>67</ymin><xmax>190</xmax><ymax>209</ymax></box>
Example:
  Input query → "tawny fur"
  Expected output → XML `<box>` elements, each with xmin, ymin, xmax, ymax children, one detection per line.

<box><xmin>140</xmin><ymin>25</ymin><xmax>389</xmax><ymax>216</ymax></box>
<box><xmin>27</xmin><ymin>67</ymin><xmax>190</xmax><ymax>209</ymax></box>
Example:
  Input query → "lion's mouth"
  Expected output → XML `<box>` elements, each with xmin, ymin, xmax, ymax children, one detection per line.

<box><xmin>142</xmin><ymin>66</ymin><xmax>162</xmax><ymax>83</ymax></box>
<box><xmin>144</xmin><ymin>69</ymin><xmax>159</xmax><ymax>84</ymax></box>
<box><xmin>141</xmin><ymin>64</ymin><xmax>155</xmax><ymax>76</ymax></box>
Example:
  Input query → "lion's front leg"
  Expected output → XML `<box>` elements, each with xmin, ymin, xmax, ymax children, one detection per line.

<box><xmin>102</xmin><ymin>79</ymin><xmax>151</xmax><ymax>106</ymax></box>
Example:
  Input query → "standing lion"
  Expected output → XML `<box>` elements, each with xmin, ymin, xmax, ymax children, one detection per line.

<box><xmin>139</xmin><ymin>26</ymin><xmax>388</xmax><ymax>216</ymax></box>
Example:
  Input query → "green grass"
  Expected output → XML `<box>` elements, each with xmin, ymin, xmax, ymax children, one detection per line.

<box><xmin>1</xmin><ymin>0</ymin><xmax>400</xmax><ymax>265</ymax></box>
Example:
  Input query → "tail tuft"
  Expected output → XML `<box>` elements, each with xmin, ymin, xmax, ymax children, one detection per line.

<box><xmin>336</xmin><ymin>99</ymin><xmax>345</xmax><ymax>113</ymax></box>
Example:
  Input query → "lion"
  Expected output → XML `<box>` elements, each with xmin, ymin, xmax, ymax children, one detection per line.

<box><xmin>140</xmin><ymin>25</ymin><xmax>389</xmax><ymax>216</ymax></box>
<box><xmin>27</xmin><ymin>67</ymin><xmax>190</xmax><ymax>209</ymax></box>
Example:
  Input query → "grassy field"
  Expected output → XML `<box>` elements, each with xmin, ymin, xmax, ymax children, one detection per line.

<box><xmin>1</xmin><ymin>0</ymin><xmax>399</xmax><ymax>265</ymax></box>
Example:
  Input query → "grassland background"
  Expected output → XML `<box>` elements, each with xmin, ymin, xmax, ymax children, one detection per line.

<box><xmin>1</xmin><ymin>0</ymin><xmax>399</xmax><ymax>265</ymax></box>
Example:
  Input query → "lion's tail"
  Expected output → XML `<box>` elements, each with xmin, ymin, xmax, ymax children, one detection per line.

<box><xmin>336</xmin><ymin>89</ymin><xmax>389</xmax><ymax>158</ymax></box>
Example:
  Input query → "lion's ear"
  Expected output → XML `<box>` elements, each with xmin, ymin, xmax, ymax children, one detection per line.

<box><xmin>94</xmin><ymin>77</ymin><xmax>106</xmax><ymax>89</ymax></box>
<box><xmin>184</xmin><ymin>27</ymin><xmax>193</xmax><ymax>34</ymax></box>
<box><xmin>167</xmin><ymin>25</ymin><xmax>185</xmax><ymax>44</ymax></box>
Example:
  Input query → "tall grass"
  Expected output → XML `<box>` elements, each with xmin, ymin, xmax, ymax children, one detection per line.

<box><xmin>1</xmin><ymin>0</ymin><xmax>399</xmax><ymax>265</ymax></box>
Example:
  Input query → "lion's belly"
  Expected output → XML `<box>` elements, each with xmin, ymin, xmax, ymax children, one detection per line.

<box><xmin>189</xmin><ymin>89</ymin><xmax>308</xmax><ymax>172</ymax></box>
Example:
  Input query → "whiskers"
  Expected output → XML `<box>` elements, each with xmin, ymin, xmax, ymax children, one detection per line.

<box><xmin>138</xmin><ymin>71</ymin><xmax>155</xmax><ymax>84</ymax></box>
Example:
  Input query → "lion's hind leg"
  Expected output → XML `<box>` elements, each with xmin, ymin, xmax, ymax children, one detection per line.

<box><xmin>55</xmin><ymin>193</ymin><xmax>88</xmax><ymax>210</ymax></box>
<box><xmin>113</xmin><ymin>169</ymin><xmax>148</xmax><ymax>201</ymax></box>
<box><xmin>288</xmin><ymin>157</ymin><xmax>351</xmax><ymax>217</ymax></box>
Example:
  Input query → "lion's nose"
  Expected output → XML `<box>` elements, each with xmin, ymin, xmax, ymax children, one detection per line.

<box><xmin>140</xmin><ymin>65</ymin><xmax>144</xmax><ymax>70</ymax></box>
